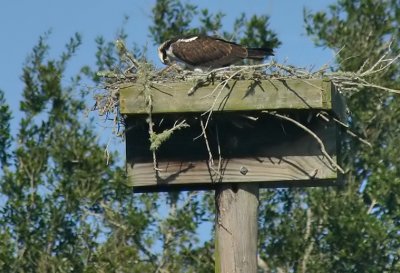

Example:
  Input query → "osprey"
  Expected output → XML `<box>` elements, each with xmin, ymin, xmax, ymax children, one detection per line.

<box><xmin>158</xmin><ymin>35</ymin><xmax>274</xmax><ymax>71</ymax></box>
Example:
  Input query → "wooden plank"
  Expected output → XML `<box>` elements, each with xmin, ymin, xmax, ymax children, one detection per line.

<box><xmin>131</xmin><ymin>179</ymin><xmax>336</xmax><ymax>193</ymax></box>
<box><xmin>126</xmin><ymin>155</ymin><xmax>337</xmax><ymax>190</ymax></box>
<box><xmin>215</xmin><ymin>184</ymin><xmax>259</xmax><ymax>273</ymax></box>
<box><xmin>120</xmin><ymin>79</ymin><xmax>337</xmax><ymax>115</ymax></box>
<box><xmin>330</xmin><ymin>81</ymin><xmax>348</xmax><ymax>121</ymax></box>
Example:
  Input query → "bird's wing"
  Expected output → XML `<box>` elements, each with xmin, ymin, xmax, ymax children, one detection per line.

<box><xmin>171</xmin><ymin>36</ymin><xmax>247</xmax><ymax>67</ymax></box>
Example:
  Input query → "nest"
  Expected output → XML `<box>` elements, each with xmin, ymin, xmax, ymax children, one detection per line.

<box><xmin>92</xmin><ymin>40</ymin><xmax>400</xmax><ymax>169</ymax></box>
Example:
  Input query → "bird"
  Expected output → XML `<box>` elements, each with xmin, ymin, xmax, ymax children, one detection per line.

<box><xmin>157</xmin><ymin>35</ymin><xmax>274</xmax><ymax>71</ymax></box>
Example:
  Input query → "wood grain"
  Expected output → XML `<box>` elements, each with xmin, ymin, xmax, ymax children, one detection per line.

<box><xmin>122</xmin><ymin>79</ymin><xmax>343</xmax><ymax>192</ymax></box>
<box><xmin>125</xmin><ymin>113</ymin><xmax>338</xmax><ymax>191</ymax></box>
<box><xmin>215</xmin><ymin>184</ymin><xmax>259</xmax><ymax>273</ymax></box>
<box><xmin>126</xmin><ymin>155</ymin><xmax>337</xmax><ymax>191</ymax></box>
<box><xmin>120</xmin><ymin>79</ymin><xmax>342</xmax><ymax>115</ymax></box>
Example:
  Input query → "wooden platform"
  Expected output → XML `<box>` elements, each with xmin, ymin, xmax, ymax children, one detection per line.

<box><xmin>120</xmin><ymin>78</ymin><xmax>345</xmax><ymax>192</ymax></box>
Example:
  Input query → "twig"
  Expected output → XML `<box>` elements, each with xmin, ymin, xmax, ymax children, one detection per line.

<box><xmin>360</xmin><ymin>43</ymin><xmax>398</xmax><ymax>76</ymax></box>
<box><xmin>335</xmin><ymin>80</ymin><xmax>400</xmax><ymax>94</ymax></box>
<box><xmin>367</xmin><ymin>198</ymin><xmax>377</xmax><ymax>214</ymax></box>
<box><xmin>150</xmin><ymin>119</ymin><xmax>189</xmax><ymax>152</ymax></box>
<box><xmin>104</xmin><ymin>137</ymin><xmax>111</xmax><ymax>165</ymax></box>
<box><xmin>215</xmin><ymin>123</ymin><xmax>223</xmax><ymax>178</ymax></box>
<box><xmin>146</xmin><ymin>94</ymin><xmax>162</xmax><ymax>171</ymax></box>
<box><xmin>200</xmin><ymin>66</ymin><xmax>250</xmax><ymax>135</ymax></box>
<box><xmin>154</xmin><ymin>192</ymin><xmax>198</xmax><ymax>273</ymax></box>
<box><xmin>115</xmin><ymin>39</ymin><xmax>139</xmax><ymax>70</ymax></box>
<box><xmin>199</xmin><ymin>118</ymin><xmax>222</xmax><ymax>179</ymax></box>
<box><xmin>257</xmin><ymin>255</ymin><xmax>270</xmax><ymax>273</ymax></box>
<box><xmin>200</xmin><ymin>118</ymin><xmax>214</xmax><ymax>167</ymax></box>
<box><xmin>300</xmin><ymin>208</ymin><xmax>314</xmax><ymax>273</ymax></box>
<box><xmin>192</xmin><ymin>82</ymin><xmax>225</xmax><ymax>141</ymax></box>
<box><xmin>317</xmin><ymin>112</ymin><xmax>372</xmax><ymax>147</ymax></box>
<box><xmin>265</xmin><ymin>111</ymin><xmax>345</xmax><ymax>174</ymax></box>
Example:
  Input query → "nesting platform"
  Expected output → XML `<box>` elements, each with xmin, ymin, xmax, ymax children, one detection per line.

<box><xmin>119</xmin><ymin>78</ymin><xmax>345</xmax><ymax>192</ymax></box>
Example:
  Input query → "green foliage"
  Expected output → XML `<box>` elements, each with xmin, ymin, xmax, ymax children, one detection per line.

<box><xmin>283</xmin><ymin>0</ymin><xmax>400</xmax><ymax>272</ymax></box>
<box><xmin>0</xmin><ymin>34</ymin><xmax>148</xmax><ymax>272</ymax></box>
<box><xmin>0</xmin><ymin>90</ymin><xmax>11</xmax><ymax>169</ymax></box>
<box><xmin>235</xmin><ymin>13</ymin><xmax>281</xmax><ymax>49</ymax></box>
<box><xmin>149</xmin><ymin>0</ymin><xmax>199</xmax><ymax>44</ymax></box>
<box><xmin>0</xmin><ymin>26</ymin><xmax>213</xmax><ymax>273</ymax></box>
<box><xmin>199</xmin><ymin>9</ymin><xmax>224</xmax><ymax>34</ymax></box>
<box><xmin>248</xmin><ymin>0</ymin><xmax>400</xmax><ymax>271</ymax></box>
<box><xmin>4</xmin><ymin>0</ymin><xmax>400</xmax><ymax>272</ymax></box>
<box><xmin>305</xmin><ymin>0</ymin><xmax>400</xmax><ymax>217</ymax></box>
<box><xmin>149</xmin><ymin>0</ymin><xmax>281</xmax><ymax>52</ymax></box>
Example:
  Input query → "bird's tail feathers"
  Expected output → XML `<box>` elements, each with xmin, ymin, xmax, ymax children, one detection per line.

<box><xmin>246</xmin><ymin>48</ymin><xmax>274</xmax><ymax>59</ymax></box>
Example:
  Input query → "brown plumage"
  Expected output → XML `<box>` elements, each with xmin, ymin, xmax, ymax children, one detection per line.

<box><xmin>158</xmin><ymin>35</ymin><xmax>274</xmax><ymax>71</ymax></box>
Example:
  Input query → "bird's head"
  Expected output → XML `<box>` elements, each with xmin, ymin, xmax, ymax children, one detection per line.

<box><xmin>157</xmin><ymin>40</ymin><xmax>171</xmax><ymax>65</ymax></box>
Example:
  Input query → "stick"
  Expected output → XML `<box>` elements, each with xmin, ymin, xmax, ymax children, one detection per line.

<box><xmin>317</xmin><ymin>112</ymin><xmax>372</xmax><ymax>147</ymax></box>
<box><xmin>265</xmin><ymin>111</ymin><xmax>345</xmax><ymax>174</ymax></box>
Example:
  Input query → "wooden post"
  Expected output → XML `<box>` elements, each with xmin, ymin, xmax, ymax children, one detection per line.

<box><xmin>215</xmin><ymin>183</ymin><xmax>260</xmax><ymax>273</ymax></box>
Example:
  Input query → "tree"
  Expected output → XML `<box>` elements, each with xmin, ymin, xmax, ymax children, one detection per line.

<box><xmin>0</xmin><ymin>33</ymin><xmax>153</xmax><ymax>272</ymax></box>
<box><xmin>0</xmin><ymin>89</ymin><xmax>11</xmax><ymax>169</ymax></box>
<box><xmin>5</xmin><ymin>0</ymin><xmax>399</xmax><ymax>272</ymax></box>
<box><xmin>297</xmin><ymin>1</ymin><xmax>400</xmax><ymax>272</ymax></box>
<box><xmin>0</xmin><ymin>2</ymin><xmax>281</xmax><ymax>273</ymax></box>
<box><xmin>240</xmin><ymin>1</ymin><xmax>400</xmax><ymax>272</ymax></box>
<box><xmin>149</xmin><ymin>0</ymin><xmax>281</xmax><ymax>49</ymax></box>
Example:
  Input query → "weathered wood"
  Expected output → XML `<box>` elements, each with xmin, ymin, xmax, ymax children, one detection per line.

<box><xmin>121</xmin><ymin>79</ymin><xmax>343</xmax><ymax>191</ymax></box>
<box><xmin>215</xmin><ymin>183</ymin><xmax>259</xmax><ymax>273</ymax></box>
<box><xmin>125</xmin><ymin>113</ymin><xmax>338</xmax><ymax>192</ymax></box>
<box><xmin>127</xmin><ymin>155</ymin><xmax>337</xmax><ymax>192</ymax></box>
<box><xmin>120</xmin><ymin>79</ymin><xmax>341</xmax><ymax>115</ymax></box>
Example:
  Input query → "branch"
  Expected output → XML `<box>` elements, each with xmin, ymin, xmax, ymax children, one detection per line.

<box><xmin>265</xmin><ymin>111</ymin><xmax>345</xmax><ymax>174</ymax></box>
<box><xmin>115</xmin><ymin>39</ymin><xmax>139</xmax><ymax>71</ymax></box>
<box><xmin>150</xmin><ymin>119</ymin><xmax>189</xmax><ymax>152</ymax></box>
<box><xmin>257</xmin><ymin>255</ymin><xmax>270</xmax><ymax>272</ymax></box>
<box><xmin>146</xmin><ymin>93</ymin><xmax>161</xmax><ymax>171</ymax></box>
<box><xmin>201</xmin><ymin>70</ymin><xmax>242</xmax><ymax>130</ymax></box>
<box><xmin>334</xmin><ymin>80</ymin><xmax>400</xmax><ymax>95</ymax></box>
<box><xmin>367</xmin><ymin>198</ymin><xmax>377</xmax><ymax>214</ymax></box>
<box><xmin>154</xmin><ymin>200</ymin><xmax>176</xmax><ymax>273</ymax></box>
<box><xmin>300</xmin><ymin>208</ymin><xmax>313</xmax><ymax>273</ymax></box>
<box><xmin>317</xmin><ymin>111</ymin><xmax>372</xmax><ymax>147</ymax></box>
<box><xmin>154</xmin><ymin>192</ymin><xmax>197</xmax><ymax>273</ymax></box>
<box><xmin>200</xmin><ymin>118</ymin><xmax>214</xmax><ymax>167</ymax></box>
